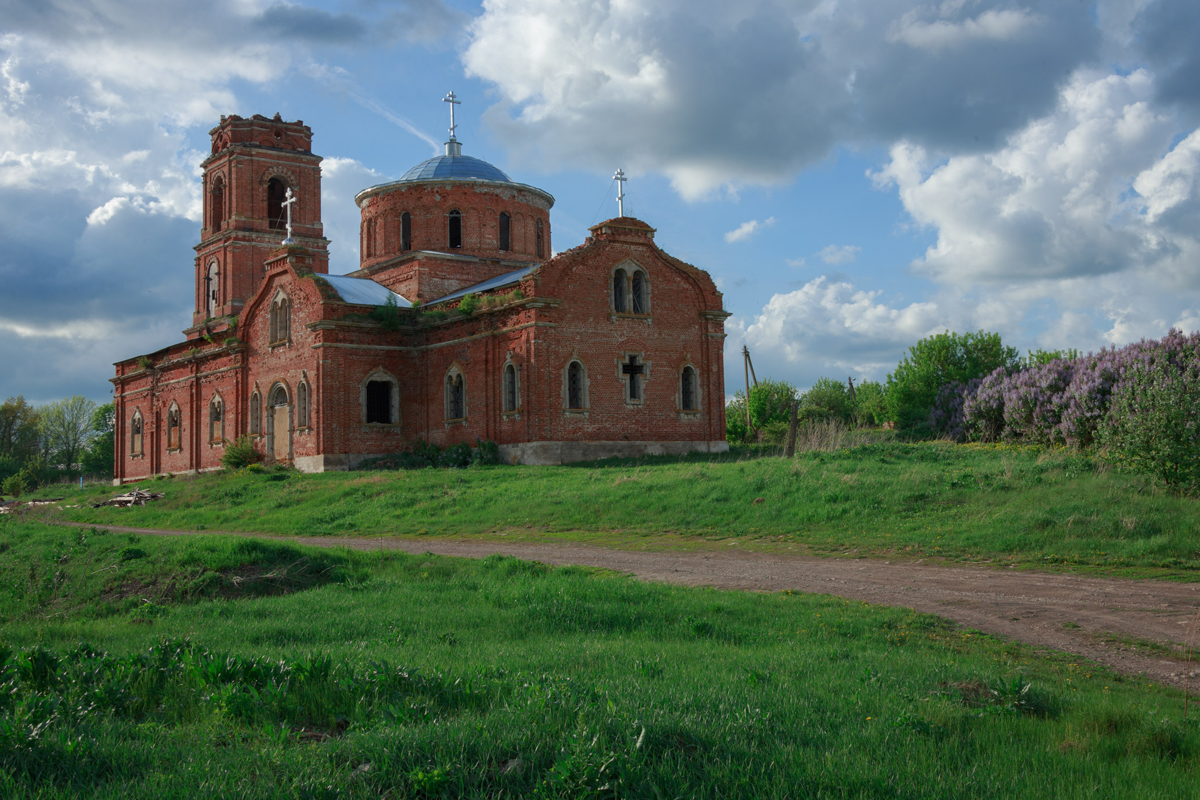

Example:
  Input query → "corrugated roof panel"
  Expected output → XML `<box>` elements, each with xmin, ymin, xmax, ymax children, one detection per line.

<box><xmin>321</xmin><ymin>274</ymin><xmax>412</xmax><ymax>307</ymax></box>
<box><xmin>428</xmin><ymin>266</ymin><xmax>535</xmax><ymax>306</ymax></box>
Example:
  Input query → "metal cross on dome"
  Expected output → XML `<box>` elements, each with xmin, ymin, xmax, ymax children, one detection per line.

<box><xmin>281</xmin><ymin>187</ymin><xmax>298</xmax><ymax>245</ymax></box>
<box><xmin>444</xmin><ymin>91</ymin><xmax>461</xmax><ymax>141</ymax></box>
<box><xmin>613</xmin><ymin>169</ymin><xmax>627</xmax><ymax>217</ymax></box>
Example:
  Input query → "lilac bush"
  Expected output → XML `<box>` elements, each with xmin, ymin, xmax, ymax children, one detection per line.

<box><xmin>928</xmin><ymin>330</ymin><xmax>1200</xmax><ymax>489</ymax></box>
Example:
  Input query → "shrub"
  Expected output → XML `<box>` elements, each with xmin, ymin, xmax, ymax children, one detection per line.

<box><xmin>2</xmin><ymin>471</ymin><xmax>28</xmax><ymax>498</ymax></box>
<box><xmin>725</xmin><ymin>393</ymin><xmax>750</xmax><ymax>443</ymax></box>
<box><xmin>457</xmin><ymin>293</ymin><xmax>479</xmax><ymax>315</ymax></box>
<box><xmin>221</xmin><ymin>435</ymin><xmax>263</xmax><ymax>470</ymax></box>
<box><xmin>886</xmin><ymin>330</ymin><xmax>1019</xmax><ymax>429</ymax></box>
<box><xmin>800</xmin><ymin>377</ymin><xmax>855</xmax><ymax>424</ymax></box>
<box><xmin>439</xmin><ymin>442</ymin><xmax>473</xmax><ymax>468</ymax></box>
<box><xmin>852</xmin><ymin>380</ymin><xmax>887</xmax><ymax>427</ymax></box>
<box><xmin>1098</xmin><ymin>334</ymin><xmax>1200</xmax><ymax>492</ymax></box>
<box><xmin>473</xmin><ymin>438</ymin><xmax>502</xmax><ymax>466</ymax></box>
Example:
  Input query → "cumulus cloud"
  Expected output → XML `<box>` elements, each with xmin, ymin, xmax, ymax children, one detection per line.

<box><xmin>465</xmin><ymin>0</ymin><xmax>1096</xmax><ymax>198</ymax></box>
<box><xmin>724</xmin><ymin>217</ymin><xmax>775</xmax><ymax>243</ymax></box>
<box><xmin>726</xmin><ymin>275</ymin><xmax>947</xmax><ymax>387</ymax></box>
<box><xmin>0</xmin><ymin>0</ymin><xmax>457</xmax><ymax>402</ymax></box>
<box><xmin>870</xmin><ymin>69</ymin><xmax>1200</xmax><ymax>289</ymax></box>
<box><xmin>786</xmin><ymin>257</ymin><xmax>806</xmax><ymax>268</ymax></box>
<box><xmin>818</xmin><ymin>244</ymin><xmax>861</xmax><ymax>265</ymax></box>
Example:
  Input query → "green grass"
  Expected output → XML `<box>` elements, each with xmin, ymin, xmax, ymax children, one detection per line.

<box><xmin>1</xmin><ymin>519</ymin><xmax>1197</xmax><ymax>798</ymax></box>
<box><xmin>46</xmin><ymin>442</ymin><xmax>1200</xmax><ymax>575</ymax></box>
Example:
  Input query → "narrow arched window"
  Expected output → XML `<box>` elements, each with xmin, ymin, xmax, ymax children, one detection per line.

<box><xmin>270</xmin><ymin>296</ymin><xmax>290</xmax><ymax>343</ymax></box>
<box><xmin>130</xmin><ymin>412</ymin><xmax>143</xmax><ymax>456</ymax></box>
<box><xmin>297</xmin><ymin>382</ymin><xmax>310</xmax><ymax>428</ymax></box>
<box><xmin>267</xmin><ymin>178</ymin><xmax>287</xmax><ymax>230</ymax></box>
<box><xmin>250</xmin><ymin>391</ymin><xmax>262</xmax><ymax>435</ymax></box>
<box><xmin>211</xmin><ymin>176</ymin><xmax>225</xmax><ymax>231</ymax></box>
<box><xmin>366</xmin><ymin>381</ymin><xmax>392</xmax><ymax>424</ymax></box>
<box><xmin>567</xmin><ymin>362</ymin><xmax>584</xmax><ymax>409</ymax></box>
<box><xmin>613</xmin><ymin>269</ymin><xmax>627</xmax><ymax>313</ymax></box>
<box><xmin>167</xmin><ymin>405</ymin><xmax>181</xmax><ymax>450</ymax></box>
<box><xmin>401</xmin><ymin>212</ymin><xmax>411</xmax><ymax>252</ymax></box>
<box><xmin>448</xmin><ymin>209</ymin><xmax>462</xmax><ymax>249</ymax></box>
<box><xmin>499</xmin><ymin>212</ymin><xmax>511</xmax><ymax>252</ymax></box>
<box><xmin>631</xmin><ymin>271</ymin><xmax>647</xmax><ymax>314</ymax></box>
<box><xmin>445</xmin><ymin>372</ymin><xmax>465</xmax><ymax>420</ymax></box>
<box><xmin>536</xmin><ymin>218</ymin><xmax>544</xmax><ymax>258</ymax></box>
<box><xmin>681</xmin><ymin>366</ymin><xmax>697</xmax><ymax>411</ymax></box>
<box><xmin>503</xmin><ymin>363</ymin><xmax>518</xmax><ymax>412</ymax></box>
<box><xmin>206</xmin><ymin>262</ymin><xmax>219</xmax><ymax>318</ymax></box>
<box><xmin>209</xmin><ymin>397</ymin><xmax>224</xmax><ymax>443</ymax></box>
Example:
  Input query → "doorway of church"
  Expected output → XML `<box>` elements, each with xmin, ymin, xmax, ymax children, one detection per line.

<box><xmin>267</xmin><ymin>385</ymin><xmax>291</xmax><ymax>462</ymax></box>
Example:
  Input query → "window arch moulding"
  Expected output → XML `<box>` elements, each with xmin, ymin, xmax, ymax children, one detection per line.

<box><xmin>361</xmin><ymin>368</ymin><xmax>401</xmax><ymax>426</ymax></box>
<box><xmin>502</xmin><ymin>357</ymin><xmax>521</xmax><ymax>416</ymax></box>
<box><xmin>561</xmin><ymin>355</ymin><xmax>590</xmax><ymax>417</ymax></box>
<box><xmin>166</xmin><ymin>402</ymin><xmax>183</xmax><ymax>451</ymax></box>
<box><xmin>444</xmin><ymin>363</ymin><xmax>467</xmax><ymax>423</ymax></box>
<box><xmin>610</xmin><ymin>261</ymin><xmax>651</xmax><ymax>322</ymax></box>
<box><xmin>678</xmin><ymin>361</ymin><xmax>701</xmax><ymax>416</ymax></box>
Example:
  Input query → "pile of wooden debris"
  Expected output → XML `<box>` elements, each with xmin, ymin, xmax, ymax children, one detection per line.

<box><xmin>92</xmin><ymin>489</ymin><xmax>165</xmax><ymax>508</ymax></box>
<box><xmin>0</xmin><ymin>497</ymin><xmax>65</xmax><ymax>515</ymax></box>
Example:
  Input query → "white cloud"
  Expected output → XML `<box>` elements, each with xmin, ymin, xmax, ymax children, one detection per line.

<box><xmin>466</xmin><ymin>0</ymin><xmax>1097</xmax><ymax>198</ymax></box>
<box><xmin>724</xmin><ymin>217</ymin><xmax>775</xmax><ymax>243</ymax></box>
<box><xmin>787</xmin><ymin>257</ymin><xmax>806</xmax><ymax>268</ymax></box>
<box><xmin>727</xmin><ymin>276</ymin><xmax>948</xmax><ymax>386</ymax></box>
<box><xmin>871</xmin><ymin>69</ymin><xmax>1199</xmax><ymax>288</ymax></box>
<box><xmin>888</xmin><ymin>9</ymin><xmax>1041</xmax><ymax>52</ymax></box>
<box><xmin>320</xmin><ymin>156</ymin><xmax>386</xmax><ymax>274</ymax></box>
<box><xmin>818</xmin><ymin>244</ymin><xmax>861</xmax><ymax>265</ymax></box>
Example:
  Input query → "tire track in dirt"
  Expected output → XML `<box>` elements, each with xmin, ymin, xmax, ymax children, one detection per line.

<box><xmin>60</xmin><ymin>523</ymin><xmax>1200</xmax><ymax>691</ymax></box>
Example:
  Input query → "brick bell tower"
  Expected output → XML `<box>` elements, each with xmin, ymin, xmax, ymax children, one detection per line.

<box><xmin>188</xmin><ymin>113</ymin><xmax>329</xmax><ymax>339</ymax></box>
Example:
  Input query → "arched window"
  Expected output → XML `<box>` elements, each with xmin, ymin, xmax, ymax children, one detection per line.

<box><xmin>250</xmin><ymin>391</ymin><xmax>262</xmax><ymax>435</ymax></box>
<box><xmin>613</xmin><ymin>268</ymin><xmax>628</xmax><ymax>313</ymax></box>
<box><xmin>269</xmin><ymin>294</ymin><xmax>290</xmax><ymax>344</ymax></box>
<box><xmin>681</xmin><ymin>366</ymin><xmax>698</xmax><ymax>411</ymax></box>
<box><xmin>567</xmin><ymin>361</ymin><xmax>585</xmax><ymax>409</ymax></box>
<box><xmin>445</xmin><ymin>370</ymin><xmax>465</xmax><ymax>420</ymax></box>
<box><xmin>536</xmin><ymin>218</ymin><xmax>544</xmax><ymax>258</ymax></box>
<box><xmin>167</xmin><ymin>404</ymin><xmax>181</xmax><ymax>450</ymax></box>
<box><xmin>267</xmin><ymin>178</ymin><xmax>288</xmax><ymax>230</ymax></box>
<box><xmin>297</xmin><ymin>381</ymin><xmax>310</xmax><ymax>429</ymax></box>
<box><xmin>209</xmin><ymin>396</ymin><xmax>224</xmax><ymax>443</ymax></box>
<box><xmin>401</xmin><ymin>212</ymin><xmax>411</xmax><ymax>252</ymax></box>
<box><xmin>502</xmin><ymin>363</ymin><xmax>519</xmax><ymax>412</ymax></box>
<box><xmin>211</xmin><ymin>176</ymin><xmax>225</xmax><ymax>231</ymax></box>
<box><xmin>499</xmin><ymin>212</ymin><xmax>511</xmax><ymax>252</ymax></box>
<box><xmin>205</xmin><ymin>262</ymin><xmax>219</xmax><ymax>318</ymax></box>
<box><xmin>631</xmin><ymin>270</ymin><xmax>647</xmax><ymax>314</ymax></box>
<box><xmin>448</xmin><ymin>209</ymin><xmax>462</xmax><ymax>249</ymax></box>
<box><xmin>130</xmin><ymin>412</ymin><xmax>143</xmax><ymax>456</ymax></box>
<box><xmin>365</xmin><ymin>381</ymin><xmax>392</xmax><ymax>424</ymax></box>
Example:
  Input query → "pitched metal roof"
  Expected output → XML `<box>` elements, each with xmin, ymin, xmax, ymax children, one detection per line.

<box><xmin>428</xmin><ymin>265</ymin><xmax>535</xmax><ymax>306</ymax></box>
<box><xmin>320</xmin><ymin>274</ymin><xmax>412</xmax><ymax>307</ymax></box>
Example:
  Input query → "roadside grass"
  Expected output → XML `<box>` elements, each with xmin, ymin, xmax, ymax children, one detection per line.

<box><xmin>43</xmin><ymin>442</ymin><xmax>1200</xmax><ymax>576</ymax></box>
<box><xmin>0</xmin><ymin>519</ymin><xmax>1197</xmax><ymax>799</ymax></box>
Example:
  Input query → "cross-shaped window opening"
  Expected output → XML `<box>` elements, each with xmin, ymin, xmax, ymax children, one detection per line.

<box><xmin>622</xmin><ymin>355</ymin><xmax>644</xmax><ymax>402</ymax></box>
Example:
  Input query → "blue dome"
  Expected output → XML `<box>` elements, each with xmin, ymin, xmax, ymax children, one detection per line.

<box><xmin>399</xmin><ymin>154</ymin><xmax>512</xmax><ymax>183</ymax></box>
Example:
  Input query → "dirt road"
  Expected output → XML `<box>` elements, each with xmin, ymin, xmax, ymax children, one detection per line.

<box><xmin>62</xmin><ymin>523</ymin><xmax>1200</xmax><ymax>690</ymax></box>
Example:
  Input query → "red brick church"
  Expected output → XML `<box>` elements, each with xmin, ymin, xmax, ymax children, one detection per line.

<box><xmin>111</xmin><ymin>105</ymin><xmax>729</xmax><ymax>482</ymax></box>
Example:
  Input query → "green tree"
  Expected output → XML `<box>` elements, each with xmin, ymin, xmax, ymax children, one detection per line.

<box><xmin>800</xmin><ymin>377</ymin><xmax>855</xmax><ymax>424</ymax></box>
<box><xmin>885</xmin><ymin>331</ymin><xmax>1019</xmax><ymax>430</ymax></box>
<box><xmin>81</xmin><ymin>402</ymin><xmax>115</xmax><ymax>478</ymax></box>
<box><xmin>1021</xmin><ymin>348</ymin><xmax>1081</xmax><ymax>368</ymax></box>
<box><xmin>851</xmin><ymin>380</ymin><xmax>887</xmax><ymax>427</ymax></box>
<box><xmin>40</xmin><ymin>395</ymin><xmax>97</xmax><ymax>473</ymax></box>
<box><xmin>0</xmin><ymin>396</ymin><xmax>41</xmax><ymax>463</ymax></box>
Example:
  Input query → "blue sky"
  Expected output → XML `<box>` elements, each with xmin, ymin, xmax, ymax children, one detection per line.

<box><xmin>2</xmin><ymin>0</ymin><xmax>1200</xmax><ymax>405</ymax></box>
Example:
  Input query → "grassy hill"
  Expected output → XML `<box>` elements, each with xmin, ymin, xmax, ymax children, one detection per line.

<box><xmin>46</xmin><ymin>442</ymin><xmax>1200</xmax><ymax>577</ymax></box>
